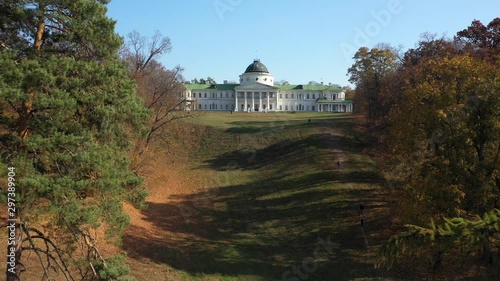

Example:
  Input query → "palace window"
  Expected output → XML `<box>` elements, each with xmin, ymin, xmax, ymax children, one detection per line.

<box><xmin>291</xmin><ymin>94</ymin><xmax>294</xmax><ymax>99</ymax></box>
<box><xmin>307</xmin><ymin>94</ymin><xmax>310</xmax><ymax>99</ymax></box>
<box><xmin>312</xmin><ymin>94</ymin><xmax>315</xmax><ymax>99</ymax></box>
<box><xmin>226</xmin><ymin>104</ymin><xmax>228</xmax><ymax>110</ymax></box>
<box><xmin>280</xmin><ymin>94</ymin><xmax>282</xmax><ymax>99</ymax></box>
<box><xmin>199</xmin><ymin>93</ymin><xmax>202</xmax><ymax>98</ymax></box>
<box><xmin>199</xmin><ymin>104</ymin><xmax>202</xmax><ymax>109</ymax></box>
<box><xmin>204</xmin><ymin>104</ymin><xmax>207</xmax><ymax>109</ymax></box>
<box><xmin>279</xmin><ymin>105</ymin><xmax>282</xmax><ymax>110</ymax></box>
<box><xmin>226</xmin><ymin>92</ymin><xmax>228</xmax><ymax>98</ymax></box>
<box><xmin>285</xmin><ymin>105</ymin><xmax>288</xmax><ymax>110</ymax></box>
<box><xmin>285</xmin><ymin>94</ymin><xmax>288</xmax><ymax>99</ymax></box>
<box><xmin>312</xmin><ymin>105</ymin><xmax>315</xmax><ymax>111</ymax></box>
<box><xmin>220</xmin><ymin>93</ymin><xmax>223</xmax><ymax>98</ymax></box>
<box><xmin>204</xmin><ymin>93</ymin><xmax>207</xmax><ymax>98</ymax></box>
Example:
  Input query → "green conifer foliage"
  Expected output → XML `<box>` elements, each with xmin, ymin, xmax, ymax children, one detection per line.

<box><xmin>0</xmin><ymin>1</ymin><xmax>149</xmax><ymax>280</ymax></box>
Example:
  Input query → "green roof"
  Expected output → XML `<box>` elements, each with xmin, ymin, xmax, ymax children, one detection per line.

<box><xmin>184</xmin><ymin>84</ymin><xmax>239</xmax><ymax>90</ymax></box>
<box><xmin>275</xmin><ymin>85</ymin><xmax>343</xmax><ymax>91</ymax></box>
<box><xmin>184</xmin><ymin>83</ymin><xmax>342</xmax><ymax>92</ymax></box>
<box><xmin>216</xmin><ymin>84</ymin><xmax>240</xmax><ymax>90</ymax></box>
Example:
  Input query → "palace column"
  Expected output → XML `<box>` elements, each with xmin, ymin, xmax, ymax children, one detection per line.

<box><xmin>244</xmin><ymin>92</ymin><xmax>247</xmax><ymax>111</ymax></box>
<box><xmin>252</xmin><ymin>92</ymin><xmax>255</xmax><ymax>112</ymax></box>
<box><xmin>267</xmin><ymin>92</ymin><xmax>270</xmax><ymax>111</ymax></box>
<box><xmin>259</xmin><ymin>92</ymin><xmax>262</xmax><ymax>111</ymax></box>
<box><xmin>235</xmin><ymin>92</ymin><xmax>239</xmax><ymax>111</ymax></box>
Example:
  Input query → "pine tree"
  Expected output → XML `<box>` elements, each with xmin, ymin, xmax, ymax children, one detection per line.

<box><xmin>0</xmin><ymin>1</ymin><xmax>149</xmax><ymax>280</ymax></box>
<box><xmin>379</xmin><ymin>209</ymin><xmax>500</xmax><ymax>269</ymax></box>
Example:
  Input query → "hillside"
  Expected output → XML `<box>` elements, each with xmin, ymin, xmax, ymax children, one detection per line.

<box><xmin>120</xmin><ymin>112</ymin><xmax>397</xmax><ymax>280</ymax></box>
<box><xmin>0</xmin><ymin>112</ymin><xmax>401</xmax><ymax>280</ymax></box>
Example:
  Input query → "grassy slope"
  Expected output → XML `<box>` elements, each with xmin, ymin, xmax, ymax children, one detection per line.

<box><xmin>122</xmin><ymin>112</ymin><xmax>397</xmax><ymax>281</ymax></box>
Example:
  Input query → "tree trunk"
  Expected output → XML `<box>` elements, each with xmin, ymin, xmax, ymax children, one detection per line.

<box><xmin>34</xmin><ymin>7</ymin><xmax>45</xmax><ymax>51</ymax></box>
<box><xmin>17</xmin><ymin>6</ymin><xmax>45</xmax><ymax>139</ymax></box>
<box><xmin>17</xmin><ymin>94</ymin><xmax>33</xmax><ymax>139</ymax></box>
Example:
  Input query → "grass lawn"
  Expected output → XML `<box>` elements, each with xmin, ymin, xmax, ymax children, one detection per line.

<box><xmin>122</xmin><ymin>111</ymin><xmax>397</xmax><ymax>280</ymax></box>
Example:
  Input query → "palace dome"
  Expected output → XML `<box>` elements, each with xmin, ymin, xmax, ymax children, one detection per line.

<box><xmin>244</xmin><ymin>59</ymin><xmax>269</xmax><ymax>73</ymax></box>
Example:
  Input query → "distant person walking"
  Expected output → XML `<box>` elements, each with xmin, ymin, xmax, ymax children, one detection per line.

<box><xmin>359</xmin><ymin>204</ymin><xmax>365</xmax><ymax>226</ymax></box>
<box><xmin>308</xmin><ymin>118</ymin><xmax>311</xmax><ymax>124</ymax></box>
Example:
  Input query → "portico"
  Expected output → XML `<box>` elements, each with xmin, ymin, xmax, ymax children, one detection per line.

<box><xmin>235</xmin><ymin>87</ymin><xmax>277</xmax><ymax>112</ymax></box>
<box><xmin>317</xmin><ymin>101</ymin><xmax>353</xmax><ymax>112</ymax></box>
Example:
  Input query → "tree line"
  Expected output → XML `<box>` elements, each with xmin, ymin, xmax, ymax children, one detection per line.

<box><xmin>347</xmin><ymin>18</ymin><xmax>499</xmax><ymax>276</ymax></box>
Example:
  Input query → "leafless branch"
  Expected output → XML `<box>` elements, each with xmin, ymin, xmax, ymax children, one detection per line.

<box><xmin>20</xmin><ymin>224</ymin><xmax>74</xmax><ymax>281</ymax></box>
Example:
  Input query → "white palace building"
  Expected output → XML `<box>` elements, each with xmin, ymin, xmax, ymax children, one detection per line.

<box><xmin>181</xmin><ymin>59</ymin><xmax>353</xmax><ymax>113</ymax></box>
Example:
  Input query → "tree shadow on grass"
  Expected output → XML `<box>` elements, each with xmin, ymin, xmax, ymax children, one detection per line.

<box><xmin>123</xmin><ymin>114</ymin><xmax>396</xmax><ymax>280</ymax></box>
<box><xmin>123</xmin><ymin>169</ymin><xmax>395</xmax><ymax>280</ymax></box>
<box><xmin>224</xmin><ymin>114</ymin><xmax>357</xmax><ymax>135</ymax></box>
<box><xmin>199</xmin><ymin>132</ymin><xmax>367</xmax><ymax>172</ymax></box>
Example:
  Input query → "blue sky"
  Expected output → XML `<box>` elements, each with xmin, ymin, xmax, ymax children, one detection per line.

<box><xmin>107</xmin><ymin>0</ymin><xmax>499</xmax><ymax>86</ymax></box>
